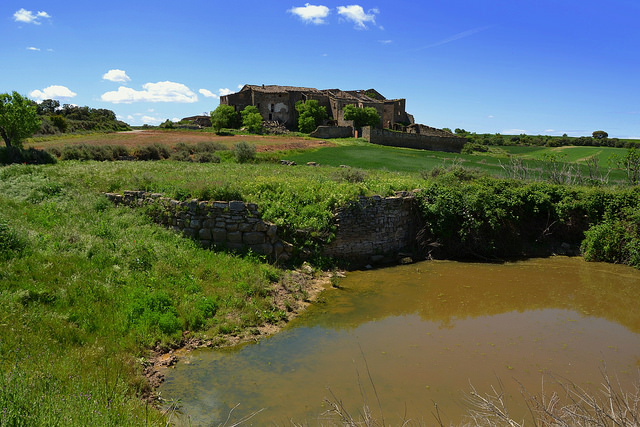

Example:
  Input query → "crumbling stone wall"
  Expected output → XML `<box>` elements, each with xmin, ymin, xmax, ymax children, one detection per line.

<box><xmin>309</xmin><ymin>125</ymin><xmax>354</xmax><ymax>139</ymax></box>
<box><xmin>106</xmin><ymin>190</ymin><xmax>422</xmax><ymax>266</ymax></box>
<box><xmin>323</xmin><ymin>192</ymin><xmax>422</xmax><ymax>264</ymax></box>
<box><xmin>105</xmin><ymin>191</ymin><xmax>294</xmax><ymax>262</ymax></box>
<box><xmin>363</xmin><ymin>126</ymin><xmax>466</xmax><ymax>153</ymax></box>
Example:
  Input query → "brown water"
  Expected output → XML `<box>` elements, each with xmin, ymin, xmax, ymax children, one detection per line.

<box><xmin>160</xmin><ymin>257</ymin><xmax>640</xmax><ymax>426</ymax></box>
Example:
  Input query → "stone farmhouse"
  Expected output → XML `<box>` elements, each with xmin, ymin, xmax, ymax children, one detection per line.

<box><xmin>220</xmin><ymin>84</ymin><xmax>414</xmax><ymax>130</ymax></box>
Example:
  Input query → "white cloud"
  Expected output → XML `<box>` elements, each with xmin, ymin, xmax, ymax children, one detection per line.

<box><xmin>27</xmin><ymin>46</ymin><xmax>40</xmax><ymax>51</ymax></box>
<box><xmin>142</xmin><ymin>115</ymin><xmax>163</xmax><ymax>125</ymax></box>
<box><xmin>288</xmin><ymin>3</ymin><xmax>330</xmax><ymax>24</ymax></box>
<box><xmin>337</xmin><ymin>5</ymin><xmax>378</xmax><ymax>29</ymax></box>
<box><xmin>13</xmin><ymin>8</ymin><xmax>51</xmax><ymax>25</ymax></box>
<box><xmin>487</xmin><ymin>115</ymin><xmax>495</xmax><ymax>119</ymax></box>
<box><xmin>100</xmin><ymin>81</ymin><xmax>198</xmax><ymax>104</ymax></box>
<box><xmin>29</xmin><ymin>85</ymin><xmax>77</xmax><ymax>101</ymax></box>
<box><xmin>379</xmin><ymin>40</ymin><xmax>392</xmax><ymax>45</ymax></box>
<box><xmin>199</xmin><ymin>88</ymin><xmax>235</xmax><ymax>99</ymax></box>
<box><xmin>237</xmin><ymin>84</ymin><xmax>244</xmax><ymax>90</ymax></box>
<box><xmin>103</xmin><ymin>69</ymin><xmax>131</xmax><ymax>83</ymax></box>
<box><xmin>199</xmin><ymin>89</ymin><xmax>218</xmax><ymax>99</ymax></box>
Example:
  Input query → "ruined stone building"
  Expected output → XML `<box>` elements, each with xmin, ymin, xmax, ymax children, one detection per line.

<box><xmin>220</xmin><ymin>84</ymin><xmax>414</xmax><ymax>130</ymax></box>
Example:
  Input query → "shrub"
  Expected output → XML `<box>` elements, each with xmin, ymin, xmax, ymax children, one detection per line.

<box><xmin>0</xmin><ymin>147</ymin><xmax>57</xmax><ymax>165</ymax></box>
<box><xmin>0</xmin><ymin>221</ymin><xmax>26</xmax><ymax>260</ymax></box>
<box><xmin>334</xmin><ymin>167</ymin><xmax>368</xmax><ymax>183</ymax></box>
<box><xmin>234</xmin><ymin>141</ymin><xmax>256</xmax><ymax>163</ymax></box>
<box><xmin>194</xmin><ymin>152</ymin><xmax>220</xmax><ymax>163</ymax></box>
<box><xmin>581</xmin><ymin>208</ymin><xmax>640</xmax><ymax>267</ymax></box>
<box><xmin>195</xmin><ymin>141</ymin><xmax>226</xmax><ymax>152</ymax></box>
<box><xmin>133</xmin><ymin>144</ymin><xmax>170</xmax><ymax>160</ymax></box>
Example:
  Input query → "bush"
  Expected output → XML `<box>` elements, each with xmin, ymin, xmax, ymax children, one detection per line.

<box><xmin>194</xmin><ymin>152</ymin><xmax>220</xmax><ymax>163</ymax></box>
<box><xmin>334</xmin><ymin>167</ymin><xmax>368</xmax><ymax>183</ymax></box>
<box><xmin>0</xmin><ymin>146</ymin><xmax>57</xmax><ymax>165</ymax></box>
<box><xmin>234</xmin><ymin>141</ymin><xmax>256</xmax><ymax>163</ymax></box>
<box><xmin>133</xmin><ymin>144</ymin><xmax>170</xmax><ymax>160</ymax></box>
<box><xmin>581</xmin><ymin>209</ymin><xmax>640</xmax><ymax>267</ymax></box>
<box><xmin>0</xmin><ymin>221</ymin><xmax>26</xmax><ymax>260</ymax></box>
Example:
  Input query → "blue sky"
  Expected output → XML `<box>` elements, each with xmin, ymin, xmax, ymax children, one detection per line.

<box><xmin>2</xmin><ymin>1</ymin><xmax>639</xmax><ymax>138</ymax></box>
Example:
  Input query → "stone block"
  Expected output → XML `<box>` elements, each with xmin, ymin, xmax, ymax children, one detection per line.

<box><xmin>227</xmin><ymin>231</ymin><xmax>243</xmax><ymax>243</ymax></box>
<box><xmin>212</xmin><ymin>228</ymin><xmax>227</xmax><ymax>242</ymax></box>
<box><xmin>199</xmin><ymin>228</ymin><xmax>212</xmax><ymax>240</ymax></box>
<box><xmin>238</xmin><ymin>222</ymin><xmax>252</xmax><ymax>232</ymax></box>
<box><xmin>254</xmin><ymin>222</ymin><xmax>268</xmax><ymax>232</ymax></box>
<box><xmin>226</xmin><ymin>223</ymin><xmax>238</xmax><ymax>232</ymax></box>
<box><xmin>243</xmin><ymin>232</ymin><xmax>266</xmax><ymax>245</ymax></box>
<box><xmin>250</xmin><ymin>243</ymin><xmax>273</xmax><ymax>255</ymax></box>
<box><xmin>229</xmin><ymin>201</ymin><xmax>245</xmax><ymax>212</ymax></box>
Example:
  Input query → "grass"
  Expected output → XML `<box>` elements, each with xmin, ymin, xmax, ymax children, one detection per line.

<box><xmin>285</xmin><ymin>141</ymin><xmax>632</xmax><ymax>183</ymax></box>
<box><xmin>0</xmin><ymin>162</ymin><xmax>296</xmax><ymax>425</ymax></box>
<box><xmin>2</xmin><ymin>132</ymin><xmax>640</xmax><ymax>425</ymax></box>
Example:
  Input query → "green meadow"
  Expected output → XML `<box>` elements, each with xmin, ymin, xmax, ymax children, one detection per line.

<box><xmin>1</xmin><ymin>135</ymin><xmax>639</xmax><ymax>425</ymax></box>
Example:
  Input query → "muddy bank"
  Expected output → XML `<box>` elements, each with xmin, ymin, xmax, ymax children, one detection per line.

<box><xmin>142</xmin><ymin>266</ymin><xmax>339</xmax><ymax>398</ymax></box>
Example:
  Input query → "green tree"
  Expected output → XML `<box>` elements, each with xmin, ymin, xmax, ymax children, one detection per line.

<box><xmin>210</xmin><ymin>104</ymin><xmax>239</xmax><ymax>132</ymax></box>
<box><xmin>36</xmin><ymin>99</ymin><xmax>60</xmax><ymax>115</ymax></box>
<box><xmin>342</xmin><ymin>105</ymin><xmax>380</xmax><ymax>129</ymax></box>
<box><xmin>592</xmin><ymin>130</ymin><xmax>608</xmax><ymax>139</ymax></box>
<box><xmin>241</xmin><ymin>106</ymin><xmax>263</xmax><ymax>133</ymax></box>
<box><xmin>0</xmin><ymin>92</ymin><xmax>41</xmax><ymax>148</ymax></box>
<box><xmin>619</xmin><ymin>147</ymin><xmax>640</xmax><ymax>185</ymax></box>
<box><xmin>295</xmin><ymin>100</ymin><xmax>328</xmax><ymax>133</ymax></box>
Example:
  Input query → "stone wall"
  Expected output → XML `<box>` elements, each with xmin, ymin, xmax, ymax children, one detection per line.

<box><xmin>309</xmin><ymin>125</ymin><xmax>354</xmax><ymax>139</ymax></box>
<box><xmin>105</xmin><ymin>191</ymin><xmax>294</xmax><ymax>262</ymax></box>
<box><xmin>363</xmin><ymin>126</ymin><xmax>466</xmax><ymax>153</ymax></box>
<box><xmin>106</xmin><ymin>190</ymin><xmax>422</xmax><ymax>266</ymax></box>
<box><xmin>323</xmin><ymin>191</ymin><xmax>422</xmax><ymax>264</ymax></box>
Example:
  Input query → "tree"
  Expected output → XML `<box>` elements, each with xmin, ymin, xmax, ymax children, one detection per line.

<box><xmin>592</xmin><ymin>130</ymin><xmax>608</xmax><ymax>140</ymax></box>
<box><xmin>0</xmin><ymin>92</ymin><xmax>41</xmax><ymax>148</ymax></box>
<box><xmin>342</xmin><ymin>105</ymin><xmax>380</xmax><ymax>129</ymax></box>
<box><xmin>241</xmin><ymin>106</ymin><xmax>263</xmax><ymax>133</ymax></box>
<box><xmin>36</xmin><ymin>99</ymin><xmax>60</xmax><ymax>115</ymax></box>
<box><xmin>295</xmin><ymin>100</ymin><xmax>328</xmax><ymax>133</ymax></box>
<box><xmin>618</xmin><ymin>147</ymin><xmax>640</xmax><ymax>185</ymax></box>
<box><xmin>210</xmin><ymin>104</ymin><xmax>239</xmax><ymax>132</ymax></box>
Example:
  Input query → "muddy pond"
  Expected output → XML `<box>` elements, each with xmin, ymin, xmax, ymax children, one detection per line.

<box><xmin>160</xmin><ymin>257</ymin><xmax>640</xmax><ymax>426</ymax></box>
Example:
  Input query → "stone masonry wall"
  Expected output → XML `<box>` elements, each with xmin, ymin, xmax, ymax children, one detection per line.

<box><xmin>309</xmin><ymin>125</ymin><xmax>354</xmax><ymax>139</ymax></box>
<box><xmin>363</xmin><ymin>126</ymin><xmax>466</xmax><ymax>153</ymax></box>
<box><xmin>106</xmin><ymin>190</ymin><xmax>422</xmax><ymax>266</ymax></box>
<box><xmin>323</xmin><ymin>191</ymin><xmax>422</xmax><ymax>264</ymax></box>
<box><xmin>105</xmin><ymin>191</ymin><xmax>294</xmax><ymax>262</ymax></box>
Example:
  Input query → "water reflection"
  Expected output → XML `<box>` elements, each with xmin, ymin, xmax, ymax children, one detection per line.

<box><xmin>160</xmin><ymin>257</ymin><xmax>640</xmax><ymax>426</ymax></box>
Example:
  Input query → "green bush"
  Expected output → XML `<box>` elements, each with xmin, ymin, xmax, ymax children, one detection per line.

<box><xmin>0</xmin><ymin>221</ymin><xmax>26</xmax><ymax>260</ymax></box>
<box><xmin>194</xmin><ymin>152</ymin><xmax>220</xmax><ymax>163</ymax></box>
<box><xmin>0</xmin><ymin>146</ymin><xmax>57</xmax><ymax>165</ymax></box>
<box><xmin>234</xmin><ymin>141</ymin><xmax>256</xmax><ymax>163</ymax></box>
<box><xmin>133</xmin><ymin>144</ymin><xmax>170</xmax><ymax>160</ymax></box>
<box><xmin>581</xmin><ymin>208</ymin><xmax>640</xmax><ymax>267</ymax></box>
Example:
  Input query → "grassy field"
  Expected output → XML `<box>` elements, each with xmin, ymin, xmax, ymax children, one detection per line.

<box><xmin>286</xmin><ymin>139</ymin><xmax>632</xmax><ymax>183</ymax></box>
<box><xmin>2</xmin><ymin>131</ymin><xmax>639</xmax><ymax>425</ymax></box>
